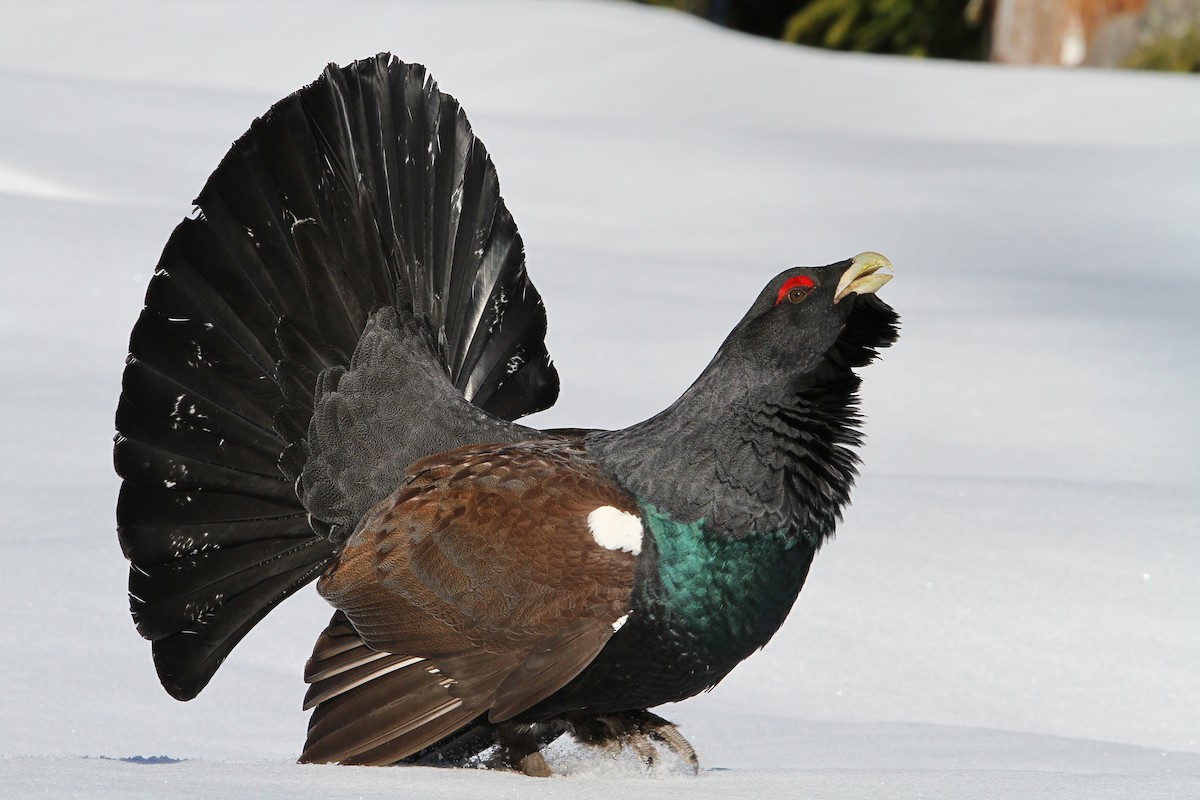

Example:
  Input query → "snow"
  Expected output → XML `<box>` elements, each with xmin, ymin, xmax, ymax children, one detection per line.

<box><xmin>2</xmin><ymin>0</ymin><xmax>1199</xmax><ymax>797</ymax></box>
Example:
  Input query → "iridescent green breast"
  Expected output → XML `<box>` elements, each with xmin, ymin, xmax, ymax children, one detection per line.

<box><xmin>519</xmin><ymin>502</ymin><xmax>822</xmax><ymax>719</ymax></box>
<box><xmin>638</xmin><ymin>502</ymin><xmax>817</xmax><ymax>657</ymax></box>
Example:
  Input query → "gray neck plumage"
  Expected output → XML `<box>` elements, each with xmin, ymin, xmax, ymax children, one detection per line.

<box><xmin>586</xmin><ymin>347</ymin><xmax>864</xmax><ymax>544</ymax></box>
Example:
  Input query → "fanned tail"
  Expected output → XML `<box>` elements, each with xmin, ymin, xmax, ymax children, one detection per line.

<box><xmin>115</xmin><ymin>54</ymin><xmax>559</xmax><ymax>700</ymax></box>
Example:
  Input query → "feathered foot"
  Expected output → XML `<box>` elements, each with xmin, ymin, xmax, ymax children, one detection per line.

<box><xmin>567</xmin><ymin>710</ymin><xmax>699</xmax><ymax>774</ymax></box>
<box><xmin>489</xmin><ymin>723</ymin><xmax>559</xmax><ymax>777</ymax></box>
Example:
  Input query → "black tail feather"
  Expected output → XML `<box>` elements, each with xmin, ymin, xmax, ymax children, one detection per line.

<box><xmin>116</xmin><ymin>54</ymin><xmax>559</xmax><ymax>700</ymax></box>
<box><xmin>149</xmin><ymin>551</ymin><xmax>334</xmax><ymax>701</ymax></box>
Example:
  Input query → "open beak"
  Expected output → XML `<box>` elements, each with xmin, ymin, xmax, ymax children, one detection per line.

<box><xmin>834</xmin><ymin>251</ymin><xmax>893</xmax><ymax>304</ymax></box>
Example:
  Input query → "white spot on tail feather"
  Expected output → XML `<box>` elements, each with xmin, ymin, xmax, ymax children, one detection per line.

<box><xmin>587</xmin><ymin>506</ymin><xmax>642</xmax><ymax>555</ymax></box>
<box><xmin>612</xmin><ymin>613</ymin><xmax>630</xmax><ymax>632</ymax></box>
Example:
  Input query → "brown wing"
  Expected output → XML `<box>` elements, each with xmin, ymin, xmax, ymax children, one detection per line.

<box><xmin>300</xmin><ymin>439</ymin><xmax>640</xmax><ymax>764</ymax></box>
<box><xmin>300</xmin><ymin>612</ymin><xmax>482</xmax><ymax>765</ymax></box>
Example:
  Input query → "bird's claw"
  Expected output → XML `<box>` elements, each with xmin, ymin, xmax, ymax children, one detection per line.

<box><xmin>641</xmin><ymin>715</ymin><xmax>699</xmax><ymax>773</ymax></box>
<box><xmin>567</xmin><ymin>710</ymin><xmax>699</xmax><ymax>774</ymax></box>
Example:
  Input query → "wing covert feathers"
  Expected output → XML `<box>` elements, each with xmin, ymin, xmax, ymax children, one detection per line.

<box><xmin>115</xmin><ymin>54</ymin><xmax>559</xmax><ymax>700</ymax></box>
<box><xmin>301</xmin><ymin>442</ymin><xmax>639</xmax><ymax>764</ymax></box>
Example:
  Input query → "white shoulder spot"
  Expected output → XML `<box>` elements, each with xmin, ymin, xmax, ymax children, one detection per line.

<box><xmin>587</xmin><ymin>506</ymin><xmax>643</xmax><ymax>555</ymax></box>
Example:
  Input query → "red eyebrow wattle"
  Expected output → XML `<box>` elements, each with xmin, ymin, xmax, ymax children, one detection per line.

<box><xmin>776</xmin><ymin>275</ymin><xmax>815</xmax><ymax>304</ymax></box>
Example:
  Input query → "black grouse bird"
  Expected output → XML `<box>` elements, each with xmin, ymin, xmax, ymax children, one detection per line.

<box><xmin>115</xmin><ymin>54</ymin><xmax>899</xmax><ymax>775</ymax></box>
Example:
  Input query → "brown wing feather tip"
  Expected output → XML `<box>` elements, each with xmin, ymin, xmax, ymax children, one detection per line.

<box><xmin>303</xmin><ymin>654</ymin><xmax>428</xmax><ymax>710</ymax></box>
<box><xmin>303</xmin><ymin>678</ymin><xmax>480</xmax><ymax>765</ymax></box>
<box><xmin>304</xmin><ymin>647</ymin><xmax>393</xmax><ymax>684</ymax></box>
<box><xmin>305</xmin><ymin>680</ymin><xmax>451</xmax><ymax>745</ymax></box>
<box><xmin>312</xmin><ymin>697</ymin><xmax>468</xmax><ymax>765</ymax></box>
<box><xmin>350</xmin><ymin>706</ymin><xmax>483</xmax><ymax>767</ymax></box>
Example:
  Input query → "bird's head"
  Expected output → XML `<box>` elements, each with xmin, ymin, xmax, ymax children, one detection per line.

<box><xmin>721</xmin><ymin>252</ymin><xmax>900</xmax><ymax>383</ymax></box>
<box><xmin>587</xmin><ymin>252</ymin><xmax>900</xmax><ymax>536</ymax></box>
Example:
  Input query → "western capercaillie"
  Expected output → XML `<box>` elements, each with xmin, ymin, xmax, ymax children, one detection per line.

<box><xmin>115</xmin><ymin>53</ymin><xmax>899</xmax><ymax>776</ymax></box>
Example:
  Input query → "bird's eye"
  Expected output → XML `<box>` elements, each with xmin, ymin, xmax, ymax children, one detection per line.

<box><xmin>775</xmin><ymin>275</ymin><xmax>815</xmax><ymax>305</ymax></box>
<box><xmin>787</xmin><ymin>286</ymin><xmax>812</xmax><ymax>303</ymax></box>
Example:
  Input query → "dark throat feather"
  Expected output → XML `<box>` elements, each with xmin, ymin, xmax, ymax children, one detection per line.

<box><xmin>586</xmin><ymin>294</ymin><xmax>899</xmax><ymax>541</ymax></box>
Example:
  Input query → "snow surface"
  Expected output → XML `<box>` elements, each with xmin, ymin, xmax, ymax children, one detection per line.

<box><xmin>2</xmin><ymin>0</ymin><xmax>1199</xmax><ymax>797</ymax></box>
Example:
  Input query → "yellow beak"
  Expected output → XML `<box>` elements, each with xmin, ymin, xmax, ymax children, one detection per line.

<box><xmin>834</xmin><ymin>251</ymin><xmax>893</xmax><ymax>304</ymax></box>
